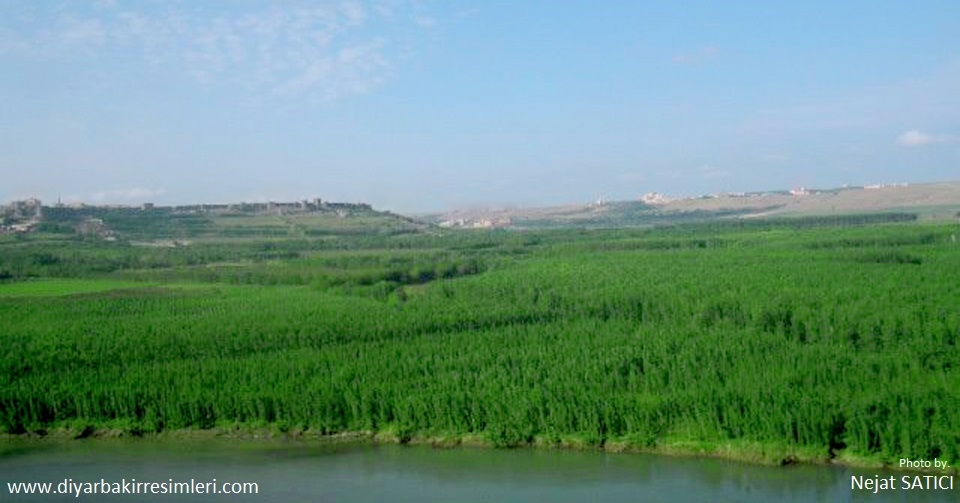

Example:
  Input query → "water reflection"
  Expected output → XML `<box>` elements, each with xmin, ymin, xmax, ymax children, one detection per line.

<box><xmin>1</xmin><ymin>441</ymin><xmax>954</xmax><ymax>502</ymax></box>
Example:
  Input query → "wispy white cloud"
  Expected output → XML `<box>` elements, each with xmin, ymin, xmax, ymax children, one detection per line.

<box><xmin>896</xmin><ymin>129</ymin><xmax>953</xmax><ymax>146</ymax></box>
<box><xmin>673</xmin><ymin>45</ymin><xmax>718</xmax><ymax>65</ymax></box>
<box><xmin>0</xmin><ymin>26</ymin><xmax>28</xmax><ymax>53</ymax></box>
<box><xmin>173</xmin><ymin>5</ymin><xmax>396</xmax><ymax>99</ymax></box>
<box><xmin>413</xmin><ymin>16</ymin><xmax>436</xmax><ymax>28</ymax></box>
<box><xmin>340</xmin><ymin>1</ymin><xmax>368</xmax><ymax>26</ymax></box>
<box><xmin>1</xmin><ymin>2</ymin><xmax>425</xmax><ymax>101</ymax></box>
<box><xmin>454</xmin><ymin>8</ymin><xmax>480</xmax><ymax>19</ymax></box>
<box><xmin>59</xmin><ymin>18</ymin><xmax>107</xmax><ymax>47</ymax></box>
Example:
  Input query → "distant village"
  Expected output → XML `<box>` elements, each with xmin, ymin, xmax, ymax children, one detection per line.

<box><xmin>638</xmin><ymin>182</ymin><xmax>910</xmax><ymax>206</ymax></box>
<box><xmin>3</xmin><ymin>182</ymin><xmax>918</xmax><ymax>235</ymax></box>
<box><xmin>1</xmin><ymin>198</ymin><xmax>44</xmax><ymax>234</ymax></box>
<box><xmin>0</xmin><ymin>197</ymin><xmax>374</xmax><ymax>237</ymax></box>
<box><xmin>437</xmin><ymin>182</ymin><xmax>913</xmax><ymax>229</ymax></box>
<box><xmin>438</xmin><ymin>217</ymin><xmax>513</xmax><ymax>229</ymax></box>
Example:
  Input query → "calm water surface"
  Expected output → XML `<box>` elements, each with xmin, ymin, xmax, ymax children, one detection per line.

<box><xmin>1</xmin><ymin>441</ymin><xmax>955</xmax><ymax>502</ymax></box>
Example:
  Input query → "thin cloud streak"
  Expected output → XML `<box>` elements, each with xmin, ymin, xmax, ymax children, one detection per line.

<box><xmin>897</xmin><ymin>129</ymin><xmax>953</xmax><ymax>147</ymax></box>
<box><xmin>673</xmin><ymin>45</ymin><xmax>718</xmax><ymax>65</ymax></box>
<box><xmin>1</xmin><ymin>2</ymin><xmax>416</xmax><ymax>101</ymax></box>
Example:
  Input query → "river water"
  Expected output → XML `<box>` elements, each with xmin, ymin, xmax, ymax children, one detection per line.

<box><xmin>1</xmin><ymin>441</ymin><xmax>955</xmax><ymax>502</ymax></box>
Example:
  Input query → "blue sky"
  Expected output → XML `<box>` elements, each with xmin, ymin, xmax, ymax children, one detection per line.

<box><xmin>1</xmin><ymin>1</ymin><xmax>958</xmax><ymax>212</ymax></box>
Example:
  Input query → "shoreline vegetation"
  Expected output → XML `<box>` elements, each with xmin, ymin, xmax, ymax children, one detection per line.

<box><xmin>2</xmin><ymin>426</ymin><xmax>955</xmax><ymax>475</ymax></box>
<box><xmin>2</xmin><ymin>212</ymin><xmax>959</xmax><ymax>478</ymax></box>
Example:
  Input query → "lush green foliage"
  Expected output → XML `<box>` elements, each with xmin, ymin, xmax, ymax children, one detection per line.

<box><xmin>2</xmin><ymin>220</ymin><xmax>959</xmax><ymax>465</ymax></box>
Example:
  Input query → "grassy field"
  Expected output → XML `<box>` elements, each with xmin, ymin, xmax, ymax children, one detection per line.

<box><xmin>0</xmin><ymin>279</ymin><xmax>153</xmax><ymax>297</ymax></box>
<box><xmin>1</xmin><ymin>215</ymin><xmax>959</xmax><ymax>468</ymax></box>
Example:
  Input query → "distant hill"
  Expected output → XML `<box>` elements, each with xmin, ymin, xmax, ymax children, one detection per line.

<box><xmin>7</xmin><ymin>182</ymin><xmax>960</xmax><ymax>239</ymax></box>
<box><xmin>424</xmin><ymin>181</ymin><xmax>960</xmax><ymax>229</ymax></box>
<box><xmin>1</xmin><ymin>199</ymin><xmax>427</xmax><ymax>242</ymax></box>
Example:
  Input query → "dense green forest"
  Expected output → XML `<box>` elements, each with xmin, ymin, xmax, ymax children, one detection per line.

<box><xmin>1</xmin><ymin>215</ymin><xmax>959</xmax><ymax>467</ymax></box>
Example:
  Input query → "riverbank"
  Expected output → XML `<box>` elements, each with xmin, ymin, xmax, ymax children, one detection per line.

<box><xmin>2</xmin><ymin>426</ymin><xmax>954</xmax><ymax>475</ymax></box>
<box><xmin>15</xmin><ymin>436</ymin><xmax>947</xmax><ymax>503</ymax></box>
